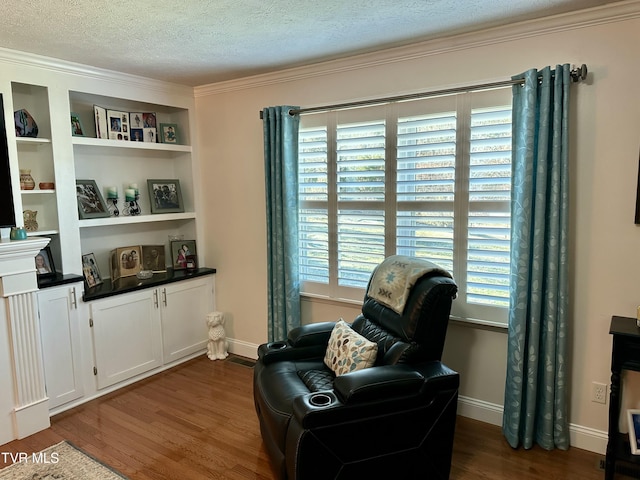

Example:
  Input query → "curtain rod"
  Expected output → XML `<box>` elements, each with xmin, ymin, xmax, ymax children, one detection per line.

<box><xmin>259</xmin><ymin>64</ymin><xmax>587</xmax><ymax>119</ymax></box>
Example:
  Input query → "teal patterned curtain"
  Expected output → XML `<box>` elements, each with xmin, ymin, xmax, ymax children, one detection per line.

<box><xmin>503</xmin><ymin>65</ymin><xmax>571</xmax><ymax>450</ymax></box>
<box><xmin>263</xmin><ymin>106</ymin><xmax>301</xmax><ymax>342</ymax></box>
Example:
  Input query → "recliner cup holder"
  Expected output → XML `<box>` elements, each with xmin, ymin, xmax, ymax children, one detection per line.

<box><xmin>269</xmin><ymin>341</ymin><xmax>287</xmax><ymax>350</ymax></box>
<box><xmin>309</xmin><ymin>393</ymin><xmax>333</xmax><ymax>407</ymax></box>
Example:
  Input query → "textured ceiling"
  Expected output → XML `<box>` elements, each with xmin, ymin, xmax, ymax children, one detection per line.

<box><xmin>0</xmin><ymin>0</ymin><xmax>621</xmax><ymax>86</ymax></box>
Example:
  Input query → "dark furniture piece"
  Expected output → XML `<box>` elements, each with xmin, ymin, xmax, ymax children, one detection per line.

<box><xmin>606</xmin><ymin>316</ymin><xmax>640</xmax><ymax>479</ymax></box>
<box><xmin>253</xmin><ymin>259</ymin><xmax>459</xmax><ymax>480</ymax></box>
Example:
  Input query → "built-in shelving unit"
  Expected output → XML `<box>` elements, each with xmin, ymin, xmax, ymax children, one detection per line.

<box><xmin>5</xmin><ymin>79</ymin><xmax>201</xmax><ymax>282</ymax></box>
<box><xmin>67</xmin><ymin>90</ymin><xmax>197</xmax><ymax>280</ymax></box>
<box><xmin>1</xmin><ymin>52</ymin><xmax>210</xmax><ymax>441</ymax></box>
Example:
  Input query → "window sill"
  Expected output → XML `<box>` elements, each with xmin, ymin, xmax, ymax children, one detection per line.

<box><xmin>449</xmin><ymin>315</ymin><xmax>508</xmax><ymax>333</ymax></box>
<box><xmin>300</xmin><ymin>292</ymin><xmax>363</xmax><ymax>308</ymax></box>
<box><xmin>301</xmin><ymin>293</ymin><xmax>508</xmax><ymax>332</ymax></box>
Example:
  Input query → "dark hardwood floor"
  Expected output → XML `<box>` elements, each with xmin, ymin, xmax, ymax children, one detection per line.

<box><xmin>0</xmin><ymin>355</ymin><xmax>609</xmax><ymax>479</ymax></box>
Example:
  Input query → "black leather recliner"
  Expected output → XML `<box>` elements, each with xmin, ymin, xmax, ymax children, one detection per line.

<box><xmin>253</xmin><ymin>256</ymin><xmax>459</xmax><ymax>480</ymax></box>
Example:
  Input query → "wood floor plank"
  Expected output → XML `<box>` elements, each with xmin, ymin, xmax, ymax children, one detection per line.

<box><xmin>0</xmin><ymin>355</ymin><xmax>611</xmax><ymax>479</ymax></box>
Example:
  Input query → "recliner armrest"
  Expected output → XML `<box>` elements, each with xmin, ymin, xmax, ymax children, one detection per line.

<box><xmin>256</xmin><ymin>322</ymin><xmax>338</xmax><ymax>365</ymax></box>
<box><xmin>287</xmin><ymin>321</ymin><xmax>336</xmax><ymax>348</ymax></box>
<box><xmin>291</xmin><ymin>362</ymin><xmax>459</xmax><ymax>430</ymax></box>
<box><xmin>333</xmin><ymin>365</ymin><xmax>424</xmax><ymax>404</ymax></box>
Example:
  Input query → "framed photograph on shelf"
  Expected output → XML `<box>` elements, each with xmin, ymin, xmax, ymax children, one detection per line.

<box><xmin>113</xmin><ymin>246</ymin><xmax>142</xmax><ymax>278</ymax></box>
<box><xmin>170</xmin><ymin>240</ymin><xmax>197</xmax><ymax>270</ymax></box>
<box><xmin>141</xmin><ymin>245</ymin><xmax>166</xmax><ymax>273</ymax></box>
<box><xmin>147</xmin><ymin>179</ymin><xmax>184</xmax><ymax>214</ymax></box>
<box><xmin>35</xmin><ymin>247</ymin><xmax>55</xmax><ymax>278</ymax></box>
<box><xmin>143</xmin><ymin>112</ymin><xmax>157</xmax><ymax>143</ymax></box>
<box><xmin>76</xmin><ymin>179</ymin><xmax>110</xmax><ymax>219</ymax></box>
<box><xmin>129</xmin><ymin>112</ymin><xmax>150</xmax><ymax>142</ymax></box>
<box><xmin>130</xmin><ymin>128</ymin><xmax>143</xmax><ymax>142</ymax></box>
<box><xmin>81</xmin><ymin>252</ymin><xmax>103</xmax><ymax>287</ymax></box>
<box><xmin>159</xmin><ymin>123</ymin><xmax>178</xmax><ymax>144</ymax></box>
<box><xmin>94</xmin><ymin>105</ymin><xmax>108</xmax><ymax>139</ymax></box>
<box><xmin>106</xmin><ymin>109</ymin><xmax>129</xmax><ymax>141</ymax></box>
<box><xmin>628</xmin><ymin>409</ymin><xmax>640</xmax><ymax>455</ymax></box>
<box><xmin>70</xmin><ymin>112</ymin><xmax>84</xmax><ymax>137</ymax></box>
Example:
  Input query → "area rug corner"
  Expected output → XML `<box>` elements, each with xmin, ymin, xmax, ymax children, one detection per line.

<box><xmin>0</xmin><ymin>440</ymin><xmax>128</xmax><ymax>480</ymax></box>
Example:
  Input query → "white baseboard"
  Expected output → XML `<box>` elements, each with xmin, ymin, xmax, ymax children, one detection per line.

<box><xmin>227</xmin><ymin>338</ymin><xmax>608</xmax><ymax>455</ymax></box>
<box><xmin>457</xmin><ymin>395</ymin><xmax>607</xmax><ymax>455</ymax></box>
<box><xmin>14</xmin><ymin>398</ymin><xmax>50</xmax><ymax>439</ymax></box>
<box><xmin>568</xmin><ymin>422</ymin><xmax>607</xmax><ymax>455</ymax></box>
<box><xmin>457</xmin><ymin>395</ymin><xmax>504</xmax><ymax>426</ymax></box>
<box><xmin>227</xmin><ymin>337</ymin><xmax>259</xmax><ymax>359</ymax></box>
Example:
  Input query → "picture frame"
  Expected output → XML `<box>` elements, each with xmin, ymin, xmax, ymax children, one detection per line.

<box><xmin>113</xmin><ymin>246</ymin><xmax>142</xmax><ymax>278</ymax></box>
<box><xmin>94</xmin><ymin>105</ymin><xmax>108</xmax><ymax>139</ymax></box>
<box><xmin>170</xmin><ymin>240</ymin><xmax>197</xmax><ymax>270</ymax></box>
<box><xmin>159</xmin><ymin>123</ymin><xmax>178</xmax><ymax>144</ymax></box>
<box><xmin>129</xmin><ymin>112</ymin><xmax>157</xmax><ymax>142</ymax></box>
<box><xmin>141</xmin><ymin>245</ymin><xmax>166</xmax><ymax>273</ymax></box>
<box><xmin>109</xmin><ymin>250</ymin><xmax>120</xmax><ymax>283</ymax></box>
<box><xmin>76</xmin><ymin>179</ymin><xmax>110</xmax><ymax>219</ymax></box>
<box><xmin>629</xmin><ymin>409</ymin><xmax>640</xmax><ymax>455</ymax></box>
<box><xmin>70</xmin><ymin>112</ymin><xmax>84</xmax><ymax>137</ymax></box>
<box><xmin>35</xmin><ymin>246</ymin><xmax>56</xmax><ymax>278</ymax></box>
<box><xmin>147</xmin><ymin>179</ymin><xmax>184</xmax><ymax>214</ymax></box>
<box><xmin>81</xmin><ymin>252</ymin><xmax>103</xmax><ymax>287</ymax></box>
<box><xmin>635</xmin><ymin>153</ymin><xmax>640</xmax><ymax>224</ymax></box>
<box><xmin>106</xmin><ymin>109</ymin><xmax>129</xmax><ymax>141</ymax></box>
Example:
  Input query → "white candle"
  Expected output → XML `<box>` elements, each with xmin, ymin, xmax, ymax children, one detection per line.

<box><xmin>125</xmin><ymin>188</ymin><xmax>136</xmax><ymax>201</ymax></box>
<box><xmin>130</xmin><ymin>183</ymin><xmax>139</xmax><ymax>195</ymax></box>
<box><xmin>106</xmin><ymin>186</ymin><xmax>117</xmax><ymax>199</ymax></box>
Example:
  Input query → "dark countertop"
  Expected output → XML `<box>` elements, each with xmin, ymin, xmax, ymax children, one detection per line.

<box><xmin>81</xmin><ymin>267</ymin><xmax>216</xmax><ymax>302</ymax></box>
<box><xmin>38</xmin><ymin>273</ymin><xmax>85</xmax><ymax>289</ymax></box>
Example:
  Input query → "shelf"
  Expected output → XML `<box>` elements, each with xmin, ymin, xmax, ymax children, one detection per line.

<box><xmin>79</xmin><ymin>212</ymin><xmax>196</xmax><ymax>228</ymax></box>
<box><xmin>72</xmin><ymin>136</ymin><xmax>191</xmax><ymax>152</ymax></box>
<box><xmin>27</xmin><ymin>230</ymin><xmax>59</xmax><ymax>236</ymax></box>
<box><xmin>16</xmin><ymin>137</ymin><xmax>51</xmax><ymax>145</ymax></box>
<box><xmin>21</xmin><ymin>189</ymin><xmax>55</xmax><ymax>195</ymax></box>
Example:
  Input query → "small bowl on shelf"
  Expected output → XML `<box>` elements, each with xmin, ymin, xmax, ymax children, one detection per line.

<box><xmin>38</xmin><ymin>182</ymin><xmax>54</xmax><ymax>190</ymax></box>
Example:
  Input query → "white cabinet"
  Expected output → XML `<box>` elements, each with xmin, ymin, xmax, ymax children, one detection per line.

<box><xmin>161</xmin><ymin>276</ymin><xmax>213</xmax><ymax>363</ymax></box>
<box><xmin>90</xmin><ymin>289</ymin><xmax>163</xmax><ymax>389</ymax></box>
<box><xmin>38</xmin><ymin>283</ymin><xmax>84</xmax><ymax>409</ymax></box>
<box><xmin>89</xmin><ymin>273</ymin><xmax>214</xmax><ymax>389</ymax></box>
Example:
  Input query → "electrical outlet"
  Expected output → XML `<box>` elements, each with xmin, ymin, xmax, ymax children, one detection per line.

<box><xmin>592</xmin><ymin>382</ymin><xmax>607</xmax><ymax>404</ymax></box>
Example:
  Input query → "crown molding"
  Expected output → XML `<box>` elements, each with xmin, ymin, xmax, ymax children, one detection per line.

<box><xmin>195</xmin><ymin>0</ymin><xmax>640</xmax><ymax>97</ymax></box>
<box><xmin>0</xmin><ymin>46</ymin><xmax>194</xmax><ymax>97</ymax></box>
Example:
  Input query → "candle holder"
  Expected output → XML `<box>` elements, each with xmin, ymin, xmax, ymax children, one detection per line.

<box><xmin>107</xmin><ymin>197</ymin><xmax>120</xmax><ymax>217</ymax></box>
<box><xmin>131</xmin><ymin>193</ymin><xmax>141</xmax><ymax>215</ymax></box>
<box><xmin>123</xmin><ymin>193</ymin><xmax>141</xmax><ymax>216</ymax></box>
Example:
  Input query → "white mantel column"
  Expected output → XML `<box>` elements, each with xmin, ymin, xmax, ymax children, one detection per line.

<box><xmin>0</xmin><ymin>236</ymin><xmax>51</xmax><ymax>443</ymax></box>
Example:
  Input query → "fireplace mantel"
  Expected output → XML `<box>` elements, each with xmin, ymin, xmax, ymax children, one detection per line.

<box><xmin>0</xmin><ymin>236</ymin><xmax>51</xmax><ymax>444</ymax></box>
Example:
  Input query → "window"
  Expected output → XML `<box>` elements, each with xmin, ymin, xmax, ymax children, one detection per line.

<box><xmin>298</xmin><ymin>88</ymin><xmax>512</xmax><ymax>325</ymax></box>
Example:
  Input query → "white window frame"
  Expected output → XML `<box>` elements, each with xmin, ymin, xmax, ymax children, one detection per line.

<box><xmin>298</xmin><ymin>88</ymin><xmax>512</xmax><ymax>327</ymax></box>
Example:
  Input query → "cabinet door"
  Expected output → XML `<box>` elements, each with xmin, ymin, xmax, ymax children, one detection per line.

<box><xmin>90</xmin><ymin>289</ymin><xmax>162</xmax><ymax>389</ymax></box>
<box><xmin>161</xmin><ymin>276</ymin><xmax>214</xmax><ymax>364</ymax></box>
<box><xmin>38</xmin><ymin>284</ymin><xmax>83</xmax><ymax>409</ymax></box>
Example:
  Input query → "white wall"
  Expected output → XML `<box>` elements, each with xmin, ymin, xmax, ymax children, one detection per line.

<box><xmin>195</xmin><ymin>2</ymin><xmax>640</xmax><ymax>453</ymax></box>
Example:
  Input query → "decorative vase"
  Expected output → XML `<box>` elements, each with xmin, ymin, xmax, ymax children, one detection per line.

<box><xmin>19</xmin><ymin>169</ymin><xmax>35</xmax><ymax>190</ymax></box>
<box><xmin>14</xmin><ymin>109</ymin><xmax>39</xmax><ymax>137</ymax></box>
<box><xmin>23</xmin><ymin>210</ymin><xmax>38</xmax><ymax>232</ymax></box>
<box><xmin>9</xmin><ymin>227</ymin><xmax>27</xmax><ymax>240</ymax></box>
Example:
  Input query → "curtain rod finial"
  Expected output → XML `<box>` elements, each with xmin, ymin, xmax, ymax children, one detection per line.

<box><xmin>570</xmin><ymin>64</ymin><xmax>588</xmax><ymax>82</ymax></box>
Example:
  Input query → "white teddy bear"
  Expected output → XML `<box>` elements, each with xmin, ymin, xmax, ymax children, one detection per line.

<box><xmin>206</xmin><ymin>311</ymin><xmax>228</xmax><ymax>360</ymax></box>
